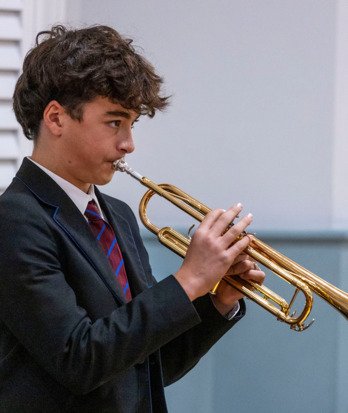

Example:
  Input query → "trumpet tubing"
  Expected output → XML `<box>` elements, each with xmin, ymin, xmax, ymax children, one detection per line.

<box><xmin>115</xmin><ymin>159</ymin><xmax>348</xmax><ymax>332</ymax></box>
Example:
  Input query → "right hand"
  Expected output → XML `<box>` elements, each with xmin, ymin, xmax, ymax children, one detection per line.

<box><xmin>174</xmin><ymin>203</ymin><xmax>253</xmax><ymax>301</ymax></box>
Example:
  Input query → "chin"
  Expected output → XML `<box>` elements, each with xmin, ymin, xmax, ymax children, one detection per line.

<box><xmin>95</xmin><ymin>174</ymin><xmax>114</xmax><ymax>186</ymax></box>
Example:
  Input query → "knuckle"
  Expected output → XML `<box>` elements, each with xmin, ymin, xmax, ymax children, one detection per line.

<box><xmin>221</xmin><ymin>251</ymin><xmax>232</xmax><ymax>265</ymax></box>
<box><xmin>194</xmin><ymin>227</ymin><xmax>207</xmax><ymax>241</ymax></box>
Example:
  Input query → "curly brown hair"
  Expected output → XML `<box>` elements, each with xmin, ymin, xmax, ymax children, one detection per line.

<box><xmin>13</xmin><ymin>25</ymin><xmax>169</xmax><ymax>140</ymax></box>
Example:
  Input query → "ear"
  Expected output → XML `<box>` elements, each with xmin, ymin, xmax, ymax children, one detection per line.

<box><xmin>43</xmin><ymin>100</ymin><xmax>65</xmax><ymax>136</ymax></box>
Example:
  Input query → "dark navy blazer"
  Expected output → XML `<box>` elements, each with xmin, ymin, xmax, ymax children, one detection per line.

<box><xmin>0</xmin><ymin>158</ymin><xmax>245</xmax><ymax>412</ymax></box>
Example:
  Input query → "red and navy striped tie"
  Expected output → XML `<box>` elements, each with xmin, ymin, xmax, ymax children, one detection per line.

<box><xmin>85</xmin><ymin>200</ymin><xmax>132</xmax><ymax>302</ymax></box>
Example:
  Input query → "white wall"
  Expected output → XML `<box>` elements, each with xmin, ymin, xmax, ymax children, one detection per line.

<box><xmin>69</xmin><ymin>0</ymin><xmax>340</xmax><ymax>231</ymax></box>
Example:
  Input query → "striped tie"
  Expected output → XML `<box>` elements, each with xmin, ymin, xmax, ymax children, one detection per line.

<box><xmin>85</xmin><ymin>200</ymin><xmax>132</xmax><ymax>302</ymax></box>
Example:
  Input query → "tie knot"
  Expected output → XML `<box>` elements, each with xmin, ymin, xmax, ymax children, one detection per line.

<box><xmin>85</xmin><ymin>200</ymin><xmax>102</xmax><ymax>221</ymax></box>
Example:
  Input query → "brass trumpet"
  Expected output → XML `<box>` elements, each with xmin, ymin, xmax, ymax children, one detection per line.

<box><xmin>115</xmin><ymin>159</ymin><xmax>348</xmax><ymax>332</ymax></box>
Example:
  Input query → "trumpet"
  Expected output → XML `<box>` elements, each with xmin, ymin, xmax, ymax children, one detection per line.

<box><xmin>114</xmin><ymin>159</ymin><xmax>348</xmax><ymax>332</ymax></box>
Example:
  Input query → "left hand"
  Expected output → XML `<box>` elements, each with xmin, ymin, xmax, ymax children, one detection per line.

<box><xmin>210</xmin><ymin>253</ymin><xmax>266</xmax><ymax>316</ymax></box>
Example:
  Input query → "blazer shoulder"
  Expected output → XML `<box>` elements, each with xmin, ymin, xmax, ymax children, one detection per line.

<box><xmin>100</xmin><ymin>193</ymin><xmax>130</xmax><ymax>209</ymax></box>
<box><xmin>0</xmin><ymin>178</ymin><xmax>41</xmax><ymax>215</ymax></box>
<box><xmin>99</xmin><ymin>193</ymin><xmax>136</xmax><ymax>220</ymax></box>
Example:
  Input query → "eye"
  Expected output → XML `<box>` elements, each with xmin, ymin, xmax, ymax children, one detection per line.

<box><xmin>109</xmin><ymin>120</ymin><xmax>121</xmax><ymax>128</ymax></box>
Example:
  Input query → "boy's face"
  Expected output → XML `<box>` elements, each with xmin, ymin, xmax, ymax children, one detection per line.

<box><xmin>58</xmin><ymin>96</ymin><xmax>138</xmax><ymax>192</ymax></box>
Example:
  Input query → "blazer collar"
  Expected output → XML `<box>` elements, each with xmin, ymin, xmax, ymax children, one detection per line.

<box><xmin>15</xmin><ymin>158</ymin><xmax>143</xmax><ymax>303</ymax></box>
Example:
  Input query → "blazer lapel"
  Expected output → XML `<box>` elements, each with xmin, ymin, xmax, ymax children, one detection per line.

<box><xmin>53</xmin><ymin>205</ymin><xmax>128</xmax><ymax>304</ymax></box>
<box><xmin>15</xmin><ymin>159</ymin><xmax>126</xmax><ymax>304</ymax></box>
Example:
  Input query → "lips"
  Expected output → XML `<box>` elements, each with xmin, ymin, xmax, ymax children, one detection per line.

<box><xmin>112</xmin><ymin>158</ymin><xmax>125</xmax><ymax>170</ymax></box>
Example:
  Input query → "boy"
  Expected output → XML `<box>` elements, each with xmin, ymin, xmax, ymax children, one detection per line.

<box><xmin>0</xmin><ymin>25</ymin><xmax>264</xmax><ymax>412</ymax></box>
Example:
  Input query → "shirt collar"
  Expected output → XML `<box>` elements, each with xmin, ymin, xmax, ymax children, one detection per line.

<box><xmin>27</xmin><ymin>157</ymin><xmax>104</xmax><ymax>217</ymax></box>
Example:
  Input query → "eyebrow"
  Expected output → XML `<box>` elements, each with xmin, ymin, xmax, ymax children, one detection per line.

<box><xmin>105</xmin><ymin>110</ymin><xmax>132</xmax><ymax>119</ymax></box>
<box><xmin>104</xmin><ymin>111</ymin><xmax>140</xmax><ymax>124</ymax></box>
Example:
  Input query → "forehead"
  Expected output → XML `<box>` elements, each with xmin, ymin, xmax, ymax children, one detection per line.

<box><xmin>82</xmin><ymin>96</ymin><xmax>138</xmax><ymax>120</ymax></box>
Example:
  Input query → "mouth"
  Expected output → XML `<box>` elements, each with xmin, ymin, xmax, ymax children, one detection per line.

<box><xmin>112</xmin><ymin>158</ymin><xmax>125</xmax><ymax>171</ymax></box>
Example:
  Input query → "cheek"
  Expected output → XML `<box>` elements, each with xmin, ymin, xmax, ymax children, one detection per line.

<box><xmin>70</xmin><ymin>132</ymin><xmax>99</xmax><ymax>156</ymax></box>
<box><xmin>63</xmin><ymin>124</ymin><xmax>110</xmax><ymax>163</ymax></box>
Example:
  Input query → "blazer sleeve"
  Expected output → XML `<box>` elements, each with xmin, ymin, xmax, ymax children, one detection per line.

<box><xmin>160</xmin><ymin>295</ymin><xmax>246</xmax><ymax>386</ymax></box>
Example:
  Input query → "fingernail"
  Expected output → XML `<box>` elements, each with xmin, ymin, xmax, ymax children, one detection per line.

<box><xmin>237</xmin><ymin>202</ymin><xmax>243</xmax><ymax>208</ymax></box>
<box><xmin>247</xmin><ymin>213</ymin><xmax>253</xmax><ymax>219</ymax></box>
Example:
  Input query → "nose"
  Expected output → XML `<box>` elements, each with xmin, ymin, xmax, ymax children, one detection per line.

<box><xmin>118</xmin><ymin>129</ymin><xmax>135</xmax><ymax>154</ymax></box>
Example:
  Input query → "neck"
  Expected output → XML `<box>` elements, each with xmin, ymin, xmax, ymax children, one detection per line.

<box><xmin>29</xmin><ymin>154</ymin><xmax>91</xmax><ymax>194</ymax></box>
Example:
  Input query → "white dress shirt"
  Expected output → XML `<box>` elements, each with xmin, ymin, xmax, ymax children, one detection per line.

<box><xmin>28</xmin><ymin>157</ymin><xmax>104</xmax><ymax>219</ymax></box>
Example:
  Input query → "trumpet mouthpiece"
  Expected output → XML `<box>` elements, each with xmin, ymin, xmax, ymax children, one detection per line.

<box><xmin>113</xmin><ymin>158</ymin><xmax>143</xmax><ymax>181</ymax></box>
<box><xmin>113</xmin><ymin>158</ymin><xmax>127</xmax><ymax>171</ymax></box>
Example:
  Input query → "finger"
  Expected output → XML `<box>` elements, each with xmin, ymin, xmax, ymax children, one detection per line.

<box><xmin>208</xmin><ymin>204</ymin><xmax>244</xmax><ymax>235</ymax></box>
<box><xmin>227</xmin><ymin>233</ymin><xmax>251</xmax><ymax>257</ymax></box>
<box><xmin>227</xmin><ymin>259</ymin><xmax>255</xmax><ymax>275</ymax></box>
<box><xmin>221</xmin><ymin>214</ymin><xmax>253</xmax><ymax>247</ymax></box>
<box><xmin>231</xmin><ymin>253</ymin><xmax>249</xmax><ymax>265</ymax></box>
<box><xmin>239</xmin><ymin>269</ymin><xmax>266</xmax><ymax>285</ymax></box>
<box><xmin>198</xmin><ymin>208</ymin><xmax>226</xmax><ymax>231</ymax></box>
